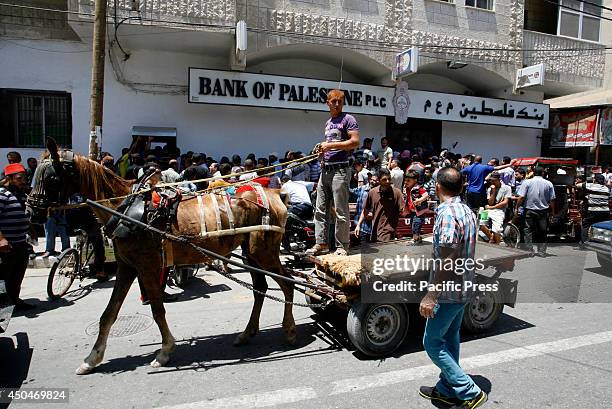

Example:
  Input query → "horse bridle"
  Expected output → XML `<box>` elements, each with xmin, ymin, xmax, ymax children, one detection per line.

<box><xmin>28</xmin><ymin>150</ymin><xmax>79</xmax><ymax>212</ymax></box>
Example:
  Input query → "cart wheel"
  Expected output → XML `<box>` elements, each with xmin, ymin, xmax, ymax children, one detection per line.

<box><xmin>47</xmin><ymin>248</ymin><xmax>79</xmax><ymax>300</ymax></box>
<box><xmin>346</xmin><ymin>301</ymin><xmax>409</xmax><ymax>357</ymax></box>
<box><xmin>462</xmin><ymin>290</ymin><xmax>504</xmax><ymax>333</ymax></box>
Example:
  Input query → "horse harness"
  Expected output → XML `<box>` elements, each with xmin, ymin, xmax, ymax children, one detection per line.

<box><xmin>106</xmin><ymin>181</ymin><xmax>273</xmax><ymax>241</ymax></box>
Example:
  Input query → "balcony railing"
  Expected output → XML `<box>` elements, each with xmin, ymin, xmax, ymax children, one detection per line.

<box><xmin>75</xmin><ymin>0</ymin><xmax>236</xmax><ymax>28</ymax></box>
<box><xmin>523</xmin><ymin>30</ymin><xmax>605</xmax><ymax>85</ymax></box>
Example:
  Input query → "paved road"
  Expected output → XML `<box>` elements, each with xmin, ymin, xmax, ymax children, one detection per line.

<box><xmin>2</xmin><ymin>244</ymin><xmax>611</xmax><ymax>409</ymax></box>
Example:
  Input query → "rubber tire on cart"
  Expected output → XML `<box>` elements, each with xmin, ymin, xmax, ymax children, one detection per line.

<box><xmin>346</xmin><ymin>301</ymin><xmax>409</xmax><ymax>357</ymax></box>
<box><xmin>47</xmin><ymin>248</ymin><xmax>79</xmax><ymax>300</ymax></box>
<box><xmin>462</xmin><ymin>290</ymin><xmax>504</xmax><ymax>333</ymax></box>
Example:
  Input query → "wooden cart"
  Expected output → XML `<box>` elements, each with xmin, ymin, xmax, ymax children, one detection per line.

<box><xmin>300</xmin><ymin>240</ymin><xmax>530</xmax><ymax>357</ymax></box>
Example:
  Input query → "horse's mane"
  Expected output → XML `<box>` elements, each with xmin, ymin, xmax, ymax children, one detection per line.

<box><xmin>73</xmin><ymin>154</ymin><xmax>133</xmax><ymax>201</ymax></box>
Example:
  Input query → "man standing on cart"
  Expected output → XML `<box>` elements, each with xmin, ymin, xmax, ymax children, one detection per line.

<box><xmin>306</xmin><ymin>89</ymin><xmax>360</xmax><ymax>256</ymax></box>
<box><xmin>418</xmin><ymin>166</ymin><xmax>487</xmax><ymax>409</ymax></box>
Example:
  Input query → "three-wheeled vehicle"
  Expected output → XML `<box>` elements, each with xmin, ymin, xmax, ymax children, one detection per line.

<box><xmin>513</xmin><ymin>157</ymin><xmax>581</xmax><ymax>240</ymax></box>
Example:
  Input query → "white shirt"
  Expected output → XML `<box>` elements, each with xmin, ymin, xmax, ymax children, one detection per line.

<box><xmin>281</xmin><ymin>181</ymin><xmax>312</xmax><ymax>205</ymax></box>
<box><xmin>357</xmin><ymin>168</ymin><xmax>370</xmax><ymax>187</ymax></box>
<box><xmin>377</xmin><ymin>146</ymin><xmax>393</xmax><ymax>169</ymax></box>
<box><xmin>390</xmin><ymin>167</ymin><xmax>404</xmax><ymax>191</ymax></box>
<box><xmin>487</xmin><ymin>183</ymin><xmax>512</xmax><ymax>212</ymax></box>
<box><xmin>212</xmin><ymin>171</ymin><xmax>222</xmax><ymax>180</ymax></box>
<box><xmin>239</xmin><ymin>171</ymin><xmax>257</xmax><ymax>181</ymax></box>
<box><xmin>161</xmin><ymin>168</ymin><xmax>180</xmax><ymax>183</ymax></box>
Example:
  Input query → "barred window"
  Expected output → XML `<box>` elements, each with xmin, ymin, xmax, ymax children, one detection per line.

<box><xmin>0</xmin><ymin>89</ymin><xmax>72</xmax><ymax>148</ymax></box>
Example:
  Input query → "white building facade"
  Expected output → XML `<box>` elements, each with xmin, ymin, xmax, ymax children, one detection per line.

<box><xmin>0</xmin><ymin>0</ymin><xmax>607</xmax><ymax>164</ymax></box>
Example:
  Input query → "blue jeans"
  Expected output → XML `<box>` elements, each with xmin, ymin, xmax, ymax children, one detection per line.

<box><xmin>423</xmin><ymin>302</ymin><xmax>481</xmax><ymax>400</ymax></box>
<box><xmin>45</xmin><ymin>212</ymin><xmax>70</xmax><ymax>253</ymax></box>
<box><xmin>411</xmin><ymin>215</ymin><xmax>423</xmax><ymax>235</ymax></box>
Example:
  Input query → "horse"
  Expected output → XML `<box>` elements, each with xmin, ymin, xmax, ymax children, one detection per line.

<box><xmin>27</xmin><ymin>139</ymin><xmax>294</xmax><ymax>375</ymax></box>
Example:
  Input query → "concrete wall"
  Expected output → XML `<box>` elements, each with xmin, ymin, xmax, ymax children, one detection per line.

<box><xmin>0</xmin><ymin>0</ymin><xmax>79</xmax><ymax>40</ymax></box>
<box><xmin>442</xmin><ymin>121</ymin><xmax>541</xmax><ymax>160</ymax></box>
<box><xmin>411</xmin><ymin>0</ymin><xmax>517</xmax><ymax>45</ymax></box>
<box><xmin>0</xmin><ymin>39</ymin><xmax>385</xmax><ymax>168</ymax></box>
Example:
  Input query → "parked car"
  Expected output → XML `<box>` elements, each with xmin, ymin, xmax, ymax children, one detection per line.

<box><xmin>585</xmin><ymin>220</ymin><xmax>612</xmax><ymax>270</ymax></box>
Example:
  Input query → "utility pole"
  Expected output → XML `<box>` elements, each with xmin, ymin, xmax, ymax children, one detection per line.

<box><xmin>89</xmin><ymin>0</ymin><xmax>107</xmax><ymax>160</ymax></box>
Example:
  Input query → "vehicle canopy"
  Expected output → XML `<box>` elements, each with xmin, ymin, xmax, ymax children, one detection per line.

<box><xmin>514</xmin><ymin>157</ymin><xmax>578</xmax><ymax>186</ymax></box>
<box><xmin>513</xmin><ymin>157</ymin><xmax>579</xmax><ymax>167</ymax></box>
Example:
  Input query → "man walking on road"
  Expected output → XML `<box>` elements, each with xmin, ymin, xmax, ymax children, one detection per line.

<box><xmin>515</xmin><ymin>166</ymin><xmax>556</xmax><ymax>256</ymax></box>
<box><xmin>306</xmin><ymin>89</ymin><xmax>360</xmax><ymax>256</ymax></box>
<box><xmin>418</xmin><ymin>166</ymin><xmax>487</xmax><ymax>409</ymax></box>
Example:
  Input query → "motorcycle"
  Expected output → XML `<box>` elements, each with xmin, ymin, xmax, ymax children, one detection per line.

<box><xmin>282</xmin><ymin>209</ymin><xmax>316</xmax><ymax>255</ymax></box>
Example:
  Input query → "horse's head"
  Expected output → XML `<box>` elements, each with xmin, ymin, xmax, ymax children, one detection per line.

<box><xmin>27</xmin><ymin>138</ymin><xmax>80</xmax><ymax>224</ymax></box>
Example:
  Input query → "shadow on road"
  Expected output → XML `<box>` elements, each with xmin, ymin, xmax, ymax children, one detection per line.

<box><xmin>93</xmin><ymin>321</ymin><xmax>332</xmax><ymax>375</ymax></box>
<box><xmin>0</xmin><ymin>332</ymin><xmax>33</xmax><ymax>409</ymax></box>
<box><xmin>13</xmin><ymin>278</ymin><xmax>115</xmax><ymax>319</ymax></box>
<box><xmin>349</xmin><ymin>311</ymin><xmax>535</xmax><ymax>361</ymax></box>
<box><xmin>168</xmin><ymin>276</ymin><xmax>232</xmax><ymax>302</ymax></box>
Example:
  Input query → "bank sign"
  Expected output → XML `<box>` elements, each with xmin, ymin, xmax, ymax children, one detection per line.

<box><xmin>188</xmin><ymin>69</ymin><xmax>549</xmax><ymax>128</ymax></box>
<box><xmin>188</xmin><ymin>68</ymin><xmax>393</xmax><ymax>116</ymax></box>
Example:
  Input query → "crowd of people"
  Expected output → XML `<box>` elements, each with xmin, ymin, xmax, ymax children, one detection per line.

<box><xmin>344</xmin><ymin>144</ymin><xmax>612</xmax><ymax>256</ymax></box>
<box><xmin>1</xmin><ymin>94</ymin><xmax>612</xmax><ymax>310</ymax></box>
<box><xmin>2</xmin><ymin>87</ymin><xmax>612</xmax><ymax>408</ymax></box>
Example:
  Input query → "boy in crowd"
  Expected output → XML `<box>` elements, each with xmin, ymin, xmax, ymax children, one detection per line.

<box><xmin>481</xmin><ymin>172</ymin><xmax>512</xmax><ymax>244</ymax></box>
<box><xmin>404</xmin><ymin>170</ymin><xmax>429</xmax><ymax>245</ymax></box>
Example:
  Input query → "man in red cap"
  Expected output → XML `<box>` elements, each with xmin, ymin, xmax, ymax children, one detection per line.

<box><xmin>0</xmin><ymin>163</ymin><xmax>35</xmax><ymax>311</ymax></box>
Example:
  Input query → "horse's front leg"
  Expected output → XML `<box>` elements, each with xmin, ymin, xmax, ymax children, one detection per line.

<box><xmin>234</xmin><ymin>269</ymin><xmax>268</xmax><ymax>346</ymax></box>
<box><xmin>140</xmin><ymin>267</ymin><xmax>176</xmax><ymax>368</ymax></box>
<box><xmin>76</xmin><ymin>263</ymin><xmax>136</xmax><ymax>375</ymax></box>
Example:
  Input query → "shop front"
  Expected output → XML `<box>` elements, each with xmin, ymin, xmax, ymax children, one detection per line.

<box><xmin>1</xmin><ymin>37</ymin><xmax>549</xmax><ymax>165</ymax></box>
<box><xmin>186</xmin><ymin>68</ymin><xmax>549</xmax><ymax>162</ymax></box>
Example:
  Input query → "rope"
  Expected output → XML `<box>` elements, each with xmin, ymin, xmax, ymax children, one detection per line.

<box><xmin>84</xmin><ymin>199</ymin><xmax>331</xmax><ymax>293</ymax></box>
<box><xmin>94</xmin><ymin>153</ymin><xmax>319</xmax><ymax>204</ymax></box>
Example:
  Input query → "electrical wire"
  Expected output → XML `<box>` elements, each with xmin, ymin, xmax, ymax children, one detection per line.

<box><xmin>544</xmin><ymin>0</ymin><xmax>612</xmax><ymax>21</ymax></box>
<box><xmin>0</xmin><ymin>2</ymin><xmax>235</xmax><ymax>29</ymax></box>
<box><xmin>0</xmin><ymin>2</ymin><xmax>609</xmax><ymax>52</ymax></box>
